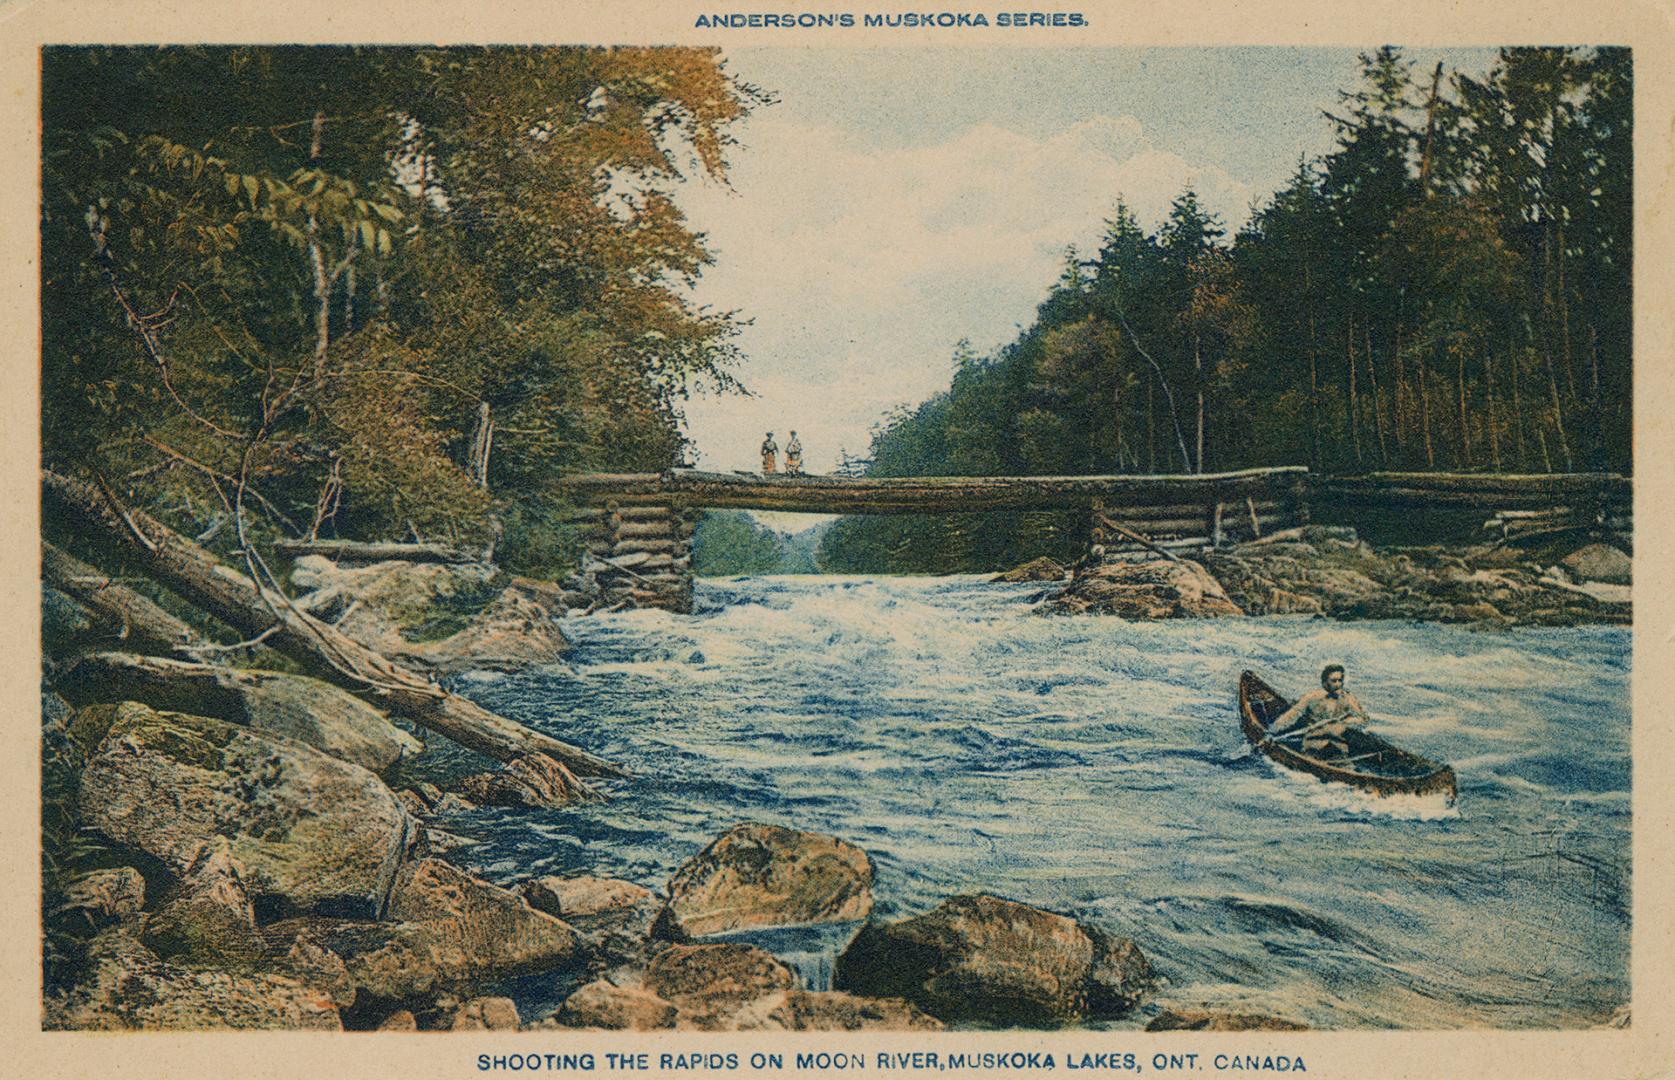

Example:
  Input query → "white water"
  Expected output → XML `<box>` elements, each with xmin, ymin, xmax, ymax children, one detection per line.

<box><xmin>436</xmin><ymin>574</ymin><xmax>1630</xmax><ymax>1029</ymax></box>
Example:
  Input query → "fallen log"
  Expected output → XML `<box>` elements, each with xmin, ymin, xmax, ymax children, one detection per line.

<box><xmin>43</xmin><ymin>542</ymin><xmax>206</xmax><ymax>657</ymax></box>
<box><xmin>43</xmin><ymin>470</ymin><xmax>625</xmax><ymax>785</ymax></box>
<box><xmin>561</xmin><ymin>467</ymin><xmax>1310</xmax><ymax>514</ymax></box>
<box><xmin>271</xmin><ymin>539</ymin><xmax>483</xmax><ymax>564</ymax></box>
<box><xmin>609</xmin><ymin>539</ymin><xmax>685</xmax><ymax>557</ymax></box>
<box><xmin>613</xmin><ymin>521</ymin><xmax>677</xmax><ymax>540</ymax></box>
<box><xmin>1094</xmin><ymin>515</ymin><xmax>1180</xmax><ymax>564</ymax></box>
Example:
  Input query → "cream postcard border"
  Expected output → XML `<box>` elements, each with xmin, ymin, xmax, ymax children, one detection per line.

<box><xmin>1</xmin><ymin>2</ymin><xmax>1669</xmax><ymax>1077</ymax></box>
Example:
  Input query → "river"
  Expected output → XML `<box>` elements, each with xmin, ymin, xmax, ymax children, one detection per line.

<box><xmin>423</xmin><ymin>574</ymin><xmax>1630</xmax><ymax>1030</ymax></box>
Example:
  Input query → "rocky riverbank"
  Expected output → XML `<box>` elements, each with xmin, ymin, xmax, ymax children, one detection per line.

<box><xmin>48</xmin><ymin>532</ymin><xmax>1611</xmax><ymax>1033</ymax></box>
<box><xmin>42</xmin><ymin>689</ymin><xmax>1170</xmax><ymax>1030</ymax></box>
<box><xmin>1038</xmin><ymin>526</ymin><xmax>1630</xmax><ymax>627</ymax></box>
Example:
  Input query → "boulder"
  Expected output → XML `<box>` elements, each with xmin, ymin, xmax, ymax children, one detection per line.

<box><xmin>441</xmin><ymin>996</ymin><xmax>521</xmax><ymax>1030</ymax></box>
<box><xmin>993</xmin><ymin>557</ymin><xmax>1067</xmax><ymax>584</ymax></box>
<box><xmin>731</xmin><ymin>990</ymin><xmax>943</xmax><ymax>1031</ymax></box>
<box><xmin>834</xmin><ymin>894</ymin><xmax>1154</xmax><ymax>1027</ymax></box>
<box><xmin>549</xmin><ymin>980</ymin><xmax>679</xmax><ymax>1030</ymax></box>
<box><xmin>521</xmin><ymin>875</ymin><xmax>665</xmax><ymax>964</ymax></box>
<box><xmin>419</xmin><ymin>579</ymin><xmax>571</xmax><ymax>675</ymax></box>
<box><xmin>42</xmin><ymin>584</ymin><xmax>98</xmax><ymax>654</ymax></box>
<box><xmin>452</xmin><ymin>753</ymin><xmax>592</xmax><ymax>808</ymax></box>
<box><xmin>76</xmin><ymin>702</ymin><xmax>413</xmax><ymax>921</ymax></box>
<box><xmin>1146</xmin><ymin>1008</ymin><xmax>1308</xmax><ymax>1032</ymax></box>
<box><xmin>54</xmin><ymin>654</ymin><xmax>421</xmax><ymax>772</ymax></box>
<box><xmin>1560</xmin><ymin>543</ymin><xmax>1631</xmax><ymax>585</ymax></box>
<box><xmin>289</xmin><ymin>557</ymin><xmax>568</xmax><ymax>675</ymax></box>
<box><xmin>378</xmin><ymin>859</ymin><xmax>581</xmax><ymax>991</ymax></box>
<box><xmin>1040</xmin><ymin>558</ymin><xmax>1243</xmax><ymax>619</ymax></box>
<box><xmin>259</xmin><ymin>860</ymin><xmax>581</xmax><ymax>1002</ymax></box>
<box><xmin>45</xmin><ymin>929</ymin><xmax>341</xmax><ymax>1030</ymax></box>
<box><xmin>663</xmin><ymin>823</ymin><xmax>873</xmax><ymax>938</ymax></box>
<box><xmin>275</xmin><ymin>925</ymin><xmax>358</xmax><ymax>1008</ymax></box>
<box><xmin>642</xmin><ymin>943</ymin><xmax>798</xmax><ymax>1030</ymax></box>
<box><xmin>377</xmin><ymin>1009</ymin><xmax>419</xmax><ymax>1031</ymax></box>
<box><xmin>140</xmin><ymin>839</ymin><xmax>264</xmax><ymax>970</ymax></box>
<box><xmin>53</xmin><ymin>867</ymin><xmax>146</xmax><ymax>929</ymax></box>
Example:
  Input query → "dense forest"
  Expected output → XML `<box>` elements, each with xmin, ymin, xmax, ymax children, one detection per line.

<box><xmin>819</xmin><ymin>47</ymin><xmax>1632</xmax><ymax>573</ymax></box>
<box><xmin>692</xmin><ymin>511</ymin><xmax>827</xmax><ymax>575</ymax></box>
<box><xmin>43</xmin><ymin>47</ymin><xmax>764</xmax><ymax>578</ymax></box>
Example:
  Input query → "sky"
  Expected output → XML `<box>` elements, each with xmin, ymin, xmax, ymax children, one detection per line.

<box><xmin>672</xmin><ymin>47</ymin><xmax>1497</xmax><ymax>477</ymax></box>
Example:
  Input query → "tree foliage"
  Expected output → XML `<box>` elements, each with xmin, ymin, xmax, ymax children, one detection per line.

<box><xmin>823</xmin><ymin>47</ymin><xmax>1631</xmax><ymax>572</ymax></box>
<box><xmin>43</xmin><ymin>46</ymin><xmax>766</xmax><ymax>576</ymax></box>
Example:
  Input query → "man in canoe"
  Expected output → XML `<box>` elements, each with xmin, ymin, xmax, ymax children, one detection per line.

<box><xmin>1270</xmin><ymin>664</ymin><xmax>1370</xmax><ymax>757</ymax></box>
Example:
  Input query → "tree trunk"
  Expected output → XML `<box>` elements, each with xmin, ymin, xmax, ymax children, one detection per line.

<box><xmin>42</xmin><ymin>469</ymin><xmax>625</xmax><ymax>786</ymax></box>
<box><xmin>1347</xmin><ymin>315</ymin><xmax>1362</xmax><ymax>464</ymax></box>
<box><xmin>1421</xmin><ymin>349</ymin><xmax>1436</xmax><ymax>469</ymax></box>
<box><xmin>1509</xmin><ymin>347</ymin><xmax>1529</xmax><ymax>469</ymax></box>
<box><xmin>1419</xmin><ymin>61</ymin><xmax>1445</xmax><ymax>197</ymax></box>
<box><xmin>1456</xmin><ymin>343</ymin><xmax>1473</xmax><ymax>467</ymax></box>
<box><xmin>1146</xmin><ymin>378</ymin><xmax>1156</xmax><ymax>472</ymax></box>
<box><xmin>1392</xmin><ymin>321</ymin><xmax>1407</xmax><ymax>460</ymax></box>
<box><xmin>1539</xmin><ymin>226</ymin><xmax>1575</xmax><ymax>470</ymax></box>
<box><xmin>43</xmin><ymin>542</ymin><xmax>206</xmax><ymax>657</ymax></box>
<box><xmin>1543</xmin><ymin>350</ymin><xmax>1574</xmax><ymax>471</ymax></box>
<box><xmin>468</xmin><ymin>400</ymin><xmax>494</xmax><ymax>490</ymax></box>
<box><xmin>344</xmin><ymin>263</ymin><xmax>356</xmax><ymax>334</ymax></box>
<box><xmin>1365</xmin><ymin>323</ymin><xmax>1387</xmax><ymax>464</ymax></box>
<box><xmin>1194</xmin><ymin>334</ymin><xmax>1205</xmax><ymax>474</ymax></box>
<box><xmin>1557</xmin><ymin>222</ymin><xmax>1578</xmax><ymax>406</ymax></box>
<box><xmin>1483</xmin><ymin>347</ymin><xmax>1501</xmax><ymax>470</ymax></box>
<box><xmin>271</xmin><ymin>539</ymin><xmax>483</xmax><ymax>564</ymax></box>
<box><xmin>1305</xmin><ymin>272</ymin><xmax>1322</xmax><ymax>473</ymax></box>
<box><xmin>308</xmin><ymin>109</ymin><xmax>331</xmax><ymax>380</ymax></box>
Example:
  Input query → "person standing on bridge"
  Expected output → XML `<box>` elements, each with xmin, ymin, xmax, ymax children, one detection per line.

<box><xmin>784</xmin><ymin>431</ymin><xmax>803</xmax><ymax>475</ymax></box>
<box><xmin>761</xmin><ymin>432</ymin><xmax>779</xmax><ymax>475</ymax></box>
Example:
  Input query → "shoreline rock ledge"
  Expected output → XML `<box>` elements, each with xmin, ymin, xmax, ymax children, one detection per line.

<box><xmin>833</xmin><ymin>893</ymin><xmax>1154</xmax><ymax>1027</ymax></box>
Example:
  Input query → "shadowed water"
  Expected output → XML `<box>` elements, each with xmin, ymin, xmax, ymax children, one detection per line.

<box><xmin>436</xmin><ymin>574</ymin><xmax>1629</xmax><ymax>1029</ymax></box>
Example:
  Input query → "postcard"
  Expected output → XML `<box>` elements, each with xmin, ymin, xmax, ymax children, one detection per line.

<box><xmin>4</xmin><ymin>2</ymin><xmax>1672</xmax><ymax>1078</ymax></box>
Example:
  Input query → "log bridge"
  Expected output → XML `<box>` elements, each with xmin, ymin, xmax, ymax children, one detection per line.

<box><xmin>557</xmin><ymin>467</ymin><xmax>1631</xmax><ymax>613</ymax></box>
<box><xmin>557</xmin><ymin>467</ymin><xmax>1313</xmax><ymax>613</ymax></box>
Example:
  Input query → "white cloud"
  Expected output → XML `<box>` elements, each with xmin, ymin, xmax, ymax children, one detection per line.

<box><xmin>676</xmin><ymin>112</ymin><xmax>1252</xmax><ymax>474</ymax></box>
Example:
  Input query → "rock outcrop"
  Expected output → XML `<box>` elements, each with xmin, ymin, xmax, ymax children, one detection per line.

<box><xmin>993</xmin><ymin>557</ymin><xmax>1067</xmax><ymax>583</ymax></box>
<box><xmin>289</xmin><ymin>557</ymin><xmax>568</xmax><ymax>675</ymax></box>
<box><xmin>663</xmin><ymin>823</ymin><xmax>874</xmax><ymax>938</ymax></box>
<box><xmin>1146</xmin><ymin>1007</ymin><xmax>1309</xmax><ymax>1031</ymax></box>
<box><xmin>520</xmin><ymin>874</ymin><xmax>666</xmax><ymax>965</ymax></box>
<box><xmin>730</xmin><ymin>990</ymin><xmax>942</xmax><ymax>1031</ymax></box>
<box><xmin>452</xmin><ymin>753</ymin><xmax>593</xmax><ymax>808</ymax></box>
<box><xmin>549</xmin><ymin>979</ymin><xmax>680</xmax><ymax>1030</ymax></box>
<box><xmin>140</xmin><ymin>839</ymin><xmax>265</xmax><ymax>970</ymax></box>
<box><xmin>76</xmin><ymin>703</ymin><xmax>414</xmax><ymax>921</ymax></box>
<box><xmin>1040</xmin><ymin>557</ymin><xmax>1243</xmax><ymax>619</ymax></box>
<box><xmin>45</xmin><ymin>929</ymin><xmax>342</xmax><ymax>1031</ymax></box>
<box><xmin>52</xmin><ymin>867</ymin><xmax>146</xmax><ymax>930</ymax></box>
<box><xmin>834</xmin><ymin>894</ymin><xmax>1153</xmax><ymax>1027</ymax></box>
<box><xmin>1559</xmin><ymin>543</ymin><xmax>1631</xmax><ymax>585</ymax></box>
<box><xmin>256</xmin><ymin>859</ymin><xmax>581</xmax><ymax>1005</ymax></box>
<box><xmin>1202</xmin><ymin>526</ymin><xmax>1630</xmax><ymax>626</ymax></box>
<box><xmin>642</xmin><ymin>943</ymin><xmax>800</xmax><ymax>1030</ymax></box>
<box><xmin>55</xmin><ymin>653</ymin><xmax>421</xmax><ymax>772</ymax></box>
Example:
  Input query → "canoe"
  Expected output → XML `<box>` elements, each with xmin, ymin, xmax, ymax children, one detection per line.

<box><xmin>1238</xmin><ymin>670</ymin><xmax>1457</xmax><ymax>805</ymax></box>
